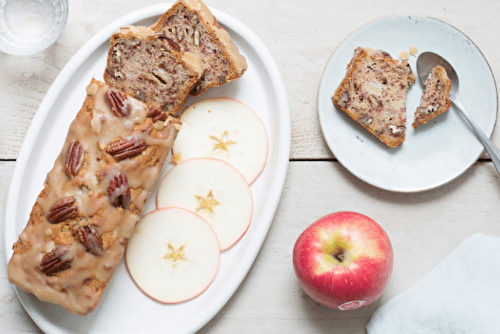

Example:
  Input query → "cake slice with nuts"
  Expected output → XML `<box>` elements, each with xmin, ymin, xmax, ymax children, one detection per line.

<box><xmin>412</xmin><ymin>65</ymin><xmax>452</xmax><ymax>128</ymax></box>
<box><xmin>151</xmin><ymin>0</ymin><xmax>248</xmax><ymax>96</ymax></box>
<box><xmin>332</xmin><ymin>47</ymin><xmax>416</xmax><ymax>148</ymax></box>
<box><xmin>104</xmin><ymin>25</ymin><xmax>204</xmax><ymax>116</ymax></box>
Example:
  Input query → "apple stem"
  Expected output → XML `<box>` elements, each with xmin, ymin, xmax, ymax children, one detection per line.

<box><xmin>331</xmin><ymin>248</ymin><xmax>345</xmax><ymax>263</ymax></box>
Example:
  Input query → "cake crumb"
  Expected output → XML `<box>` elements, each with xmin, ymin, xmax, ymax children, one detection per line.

<box><xmin>399</xmin><ymin>51</ymin><xmax>410</xmax><ymax>60</ymax></box>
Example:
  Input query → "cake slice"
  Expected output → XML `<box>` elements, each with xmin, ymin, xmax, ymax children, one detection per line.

<box><xmin>7</xmin><ymin>79</ymin><xmax>181</xmax><ymax>316</ymax></box>
<box><xmin>151</xmin><ymin>0</ymin><xmax>247</xmax><ymax>96</ymax></box>
<box><xmin>412</xmin><ymin>65</ymin><xmax>452</xmax><ymax>128</ymax></box>
<box><xmin>104</xmin><ymin>25</ymin><xmax>204</xmax><ymax>115</ymax></box>
<box><xmin>332</xmin><ymin>47</ymin><xmax>416</xmax><ymax>148</ymax></box>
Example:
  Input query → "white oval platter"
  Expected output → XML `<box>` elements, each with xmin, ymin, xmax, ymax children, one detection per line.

<box><xmin>318</xmin><ymin>16</ymin><xmax>498</xmax><ymax>192</ymax></box>
<box><xmin>3</xmin><ymin>4</ymin><xmax>291</xmax><ymax>334</ymax></box>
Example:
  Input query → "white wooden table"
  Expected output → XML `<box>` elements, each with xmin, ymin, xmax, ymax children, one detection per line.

<box><xmin>2</xmin><ymin>0</ymin><xmax>500</xmax><ymax>333</ymax></box>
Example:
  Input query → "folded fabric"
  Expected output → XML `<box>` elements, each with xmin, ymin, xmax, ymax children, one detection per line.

<box><xmin>367</xmin><ymin>233</ymin><xmax>500</xmax><ymax>334</ymax></box>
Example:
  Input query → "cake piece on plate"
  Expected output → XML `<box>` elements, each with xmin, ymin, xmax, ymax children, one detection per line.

<box><xmin>7</xmin><ymin>79</ymin><xmax>181</xmax><ymax>316</ymax></box>
<box><xmin>412</xmin><ymin>65</ymin><xmax>452</xmax><ymax>128</ymax></box>
<box><xmin>332</xmin><ymin>47</ymin><xmax>416</xmax><ymax>148</ymax></box>
<box><xmin>104</xmin><ymin>25</ymin><xmax>204</xmax><ymax>115</ymax></box>
<box><xmin>151</xmin><ymin>0</ymin><xmax>248</xmax><ymax>96</ymax></box>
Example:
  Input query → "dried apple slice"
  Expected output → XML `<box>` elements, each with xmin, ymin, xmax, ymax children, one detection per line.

<box><xmin>157</xmin><ymin>158</ymin><xmax>253</xmax><ymax>251</ymax></box>
<box><xmin>126</xmin><ymin>207</ymin><xmax>220</xmax><ymax>304</ymax></box>
<box><xmin>172</xmin><ymin>97</ymin><xmax>269</xmax><ymax>184</ymax></box>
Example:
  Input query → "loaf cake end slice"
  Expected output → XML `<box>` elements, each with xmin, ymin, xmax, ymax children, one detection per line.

<box><xmin>104</xmin><ymin>25</ymin><xmax>204</xmax><ymax>116</ymax></box>
<box><xmin>412</xmin><ymin>65</ymin><xmax>452</xmax><ymax>128</ymax></box>
<box><xmin>151</xmin><ymin>0</ymin><xmax>248</xmax><ymax>96</ymax></box>
<box><xmin>332</xmin><ymin>47</ymin><xmax>416</xmax><ymax>148</ymax></box>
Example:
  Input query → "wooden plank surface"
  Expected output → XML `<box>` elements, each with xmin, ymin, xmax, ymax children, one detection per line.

<box><xmin>1</xmin><ymin>0</ymin><xmax>500</xmax><ymax>160</ymax></box>
<box><xmin>2</xmin><ymin>0</ymin><xmax>500</xmax><ymax>333</ymax></box>
<box><xmin>2</xmin><ymin>161</ymin><xmax>500</xmax><ymax>333</ymax></box>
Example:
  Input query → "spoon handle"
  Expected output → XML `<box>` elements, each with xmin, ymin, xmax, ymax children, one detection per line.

<box><xmin>453</xmin><ymin>98</ymin><xmax>500</xmax><ymax>175</ymax></box>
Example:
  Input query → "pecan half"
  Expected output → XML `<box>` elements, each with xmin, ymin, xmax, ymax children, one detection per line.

<box><xmin>108</xmin><ymin>173</ymin><xmax>131</xmax><ymax>209</ymax></box>
<box><xmin>47</xmin><ymin>197</ymin><xmax>78</xmax><ymax>224</ymax></box>
<box><xmin>106</xmin><ymin>137</ymin><xmax>147</xmax><ymax>161</ymax></box>
<box><xmin>158</xmin><ymin>34</ymin><xmax>181</xmax><ymax>52</ymax></box>
<box><xmin>65</xmin><ymin>141</ymin><xmax>84</xmax><ymax>179</ymax></box>
<box><xmin>39</xmin><ymin>246</ymin><xmax>73</xmax><ymax>276</ymax></box>
<box><xmin>75</xmin><ymin>224</ymin><xmax>103</xmax><ymax>256</ymax></box>
<box><xmin>106</xmin><ymin>89</ymin><xmax>131</xmax><ymax>117</ymax></box>
<box><xmin>147</xmin><ymin>107</ymin><xmax>168</xmax><ymax>123</ymax></box>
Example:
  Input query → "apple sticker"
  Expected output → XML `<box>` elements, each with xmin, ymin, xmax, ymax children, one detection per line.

<box><xmin>338</xmin><ymin>300</ymin><xmax>366</xmax><ymax>310</ymax></box>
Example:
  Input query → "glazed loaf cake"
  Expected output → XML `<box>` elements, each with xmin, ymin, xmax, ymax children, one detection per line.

<box><xmin>7</xmin><ymin>79</ymin><xmax>181</xmax><ymax>316</ymax></box>
<box><xmin>412</xmin><ymin>65</ymin><xmax>452</xmax><ymax>128</ymax></box>
<box><xmin>151</xmin><ymin>0</ymin><xmax>247</xmax><ymax>96</ymax></box>
<box><xmin>104</xmin><ymin>25</ymin><xmax>204</xmax><ymax>115</ymax></box>
<box><xmin>333</xmin><ymin>47</ymin><xmax>416</xmax><ymax>147</ymax></box>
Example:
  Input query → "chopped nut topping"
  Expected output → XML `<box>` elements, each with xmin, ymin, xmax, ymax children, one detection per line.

<box><xmin>86</xmin><ymin>83</ymin><xmax>99</xmax><ymax>96</ymax></box>
<box><xmin>147</xmin><ymin>107</ymin><xmax>168</xmax><ymax>123</ymax></box>
<box><xmin>153</xmin><ymin>121</ymin><xmax>165</xmax><ymax>131</ymax></box>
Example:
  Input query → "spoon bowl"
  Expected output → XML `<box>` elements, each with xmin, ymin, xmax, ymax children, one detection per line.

<box><xmin>416</xmin><ymin>52</ymin><xmax>500</xmax><ymax>175</ymax></box>
<box><xmin>417</xmin><ymin>52</ymin><xmax>460</xmax><ymax>99</ymax></box>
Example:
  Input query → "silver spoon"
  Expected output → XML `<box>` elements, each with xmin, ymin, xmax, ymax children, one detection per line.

<box><xmin>416</xmin><ymin>52</ymin><xmax>500</xmax><ymax>175</ymax></box>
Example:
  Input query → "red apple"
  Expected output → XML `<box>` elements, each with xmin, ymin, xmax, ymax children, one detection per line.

<box><xmin>292</xmin><ymin>211</ymin><xmax>393</xmax><ymax>310</ymax></box>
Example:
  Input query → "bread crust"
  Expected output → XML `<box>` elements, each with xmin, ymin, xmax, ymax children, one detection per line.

<box><xmin>332</xmin><ymin>47</ymin><xmax>415</xmax><ymax>148</ymax></box>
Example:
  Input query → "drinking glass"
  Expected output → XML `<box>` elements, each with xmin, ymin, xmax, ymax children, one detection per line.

<box><xmin>0</xmin><ymin>0</ymin><xmax>68</xmax><ymax>55</ymax></box>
